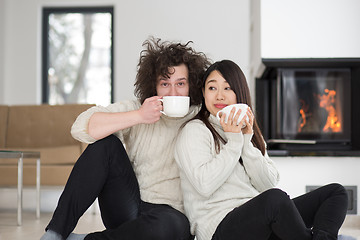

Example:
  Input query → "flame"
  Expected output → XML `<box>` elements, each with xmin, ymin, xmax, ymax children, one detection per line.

<box><xmin>297</xmin><ymin>89</ymin><xmax>342</xmax><ymax>133</ymax></box>
<box><xmin>318</xmin><ymin>89</ymin><xmax>341</xmax><ymax>132</ymax></box>
<box><xmin>298</xmin><ymin>99</ymin><xmax>307</xmax><ymax>132</ymax></box>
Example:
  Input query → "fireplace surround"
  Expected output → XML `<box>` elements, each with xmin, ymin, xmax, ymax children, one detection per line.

<box><xmin>256</xmin><ymin>58</ymin><xmax>360</xmax><ymax>156</ymax></box>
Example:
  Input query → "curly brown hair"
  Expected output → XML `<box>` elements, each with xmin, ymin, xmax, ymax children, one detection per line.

<box><xmin>134</xmin><ymin>37</ymin><xmax>211</xmax><ymax>105</ymax></box>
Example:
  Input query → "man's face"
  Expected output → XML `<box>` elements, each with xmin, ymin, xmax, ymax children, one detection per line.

<box><xmin>156</xmin><ymin>64</ymin><xmax>189</xmax><ymax>97</ymax></box>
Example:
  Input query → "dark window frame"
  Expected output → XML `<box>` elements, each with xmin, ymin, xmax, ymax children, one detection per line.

<box><xmin>42</xmin><ymin>6</ymin><xmax>114</xmax><ymax>104</ymax></box>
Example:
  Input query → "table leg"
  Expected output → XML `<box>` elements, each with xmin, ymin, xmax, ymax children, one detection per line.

<box><xmin>36</xmin><ymin>158</ymin><xmax>41</xmax><ymax>218</ymax></box>
<box><xmin>17</xmin><ymin>156</ymin><xmax>23</xmax><ymax>226</ymax></box>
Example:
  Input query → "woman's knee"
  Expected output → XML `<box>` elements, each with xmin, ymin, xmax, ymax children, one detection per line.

<box><xmin>315</xmin><ymin>183</ymin><xmax>348</xmax><ymax>204</ymax></box>
<box><xmin>327</xmin><ymin>183</ymin><xmax>347</xmax><ymax>197</ymax></box>
<box><xmin>262</xmin><ymin>188</ymin><xmax>290</xmax><ymax>203</ymax></box>
<box><xmin>325</xmin><ymin>183</ymin><xmax>348</xmax><ymax>209</ymax></box>
<box><xmin>261</xmin><ymin>188</ymin><xmax>293</xmax><ymax>210</ymax></box>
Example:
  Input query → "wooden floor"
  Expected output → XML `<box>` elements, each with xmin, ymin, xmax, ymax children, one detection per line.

<box><xmin>339</xmin><ymin>215</ymin><xmax>360</xmax><ymax>239</ymax></box>
<box><xmin>0</xmin><ymin>186</ymin><xmax>359</xmax><ymax>240</ymax></box>
<box><xmin>0</xmin><ymin>210</ymin><xmax>105</xmax><ymax>240</ymax></box>
<box><xmin>0</xmin><ymin>210</ymin><xmax>359</xmax><ymax>240</ymax></box>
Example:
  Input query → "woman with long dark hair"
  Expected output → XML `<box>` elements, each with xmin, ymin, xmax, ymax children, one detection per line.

<box><xmin>175</xmin><ymin>60</ymin><xmax>348</xmax><ymax>240</ymax></box>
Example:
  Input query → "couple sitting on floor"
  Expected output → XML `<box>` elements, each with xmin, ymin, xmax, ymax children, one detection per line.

<box><xmin>41</xmin><ymin>37</ymin><xmax>348</xmax><ymax>240</ymax></box>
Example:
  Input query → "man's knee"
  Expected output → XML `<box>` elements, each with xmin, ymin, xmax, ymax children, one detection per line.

<box><xmin>89</xmin><ymin>134</ymin><xmax>122</xmax><ymax>149</ymax></box>
<box><xmin>84</xmin><ymin>134</ymin><xmax>128</xmax><ymax>164</ymax></box>
<box><xmin>147</xmin><ymin>207</ymin><xmax>191</xmax><ymax>240</ymax></box>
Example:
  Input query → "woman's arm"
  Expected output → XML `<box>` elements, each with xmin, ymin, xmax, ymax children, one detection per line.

<box><xmin>175</xmin><ymin>121</ymin><xmax>243</xmax><ymax>197</ymax></box>
<box><xmin>241</xmin><ymin>134</ymin><xmax>280</xmax><ymax>192</ymax></box>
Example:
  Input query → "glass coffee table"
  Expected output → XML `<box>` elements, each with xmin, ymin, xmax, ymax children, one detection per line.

<box><xmin>0</xmin><ymin>150</ymin><xmax>40</xmax><ymax>225</ymax></box>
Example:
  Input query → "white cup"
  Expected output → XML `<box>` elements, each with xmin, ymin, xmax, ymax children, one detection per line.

<box><xmin>216</xmin><ymin>103</ymin><xmax>249</xmax><ymax>128</ymax></box>
<box><xmin>159</xmin><ymin>96</ymin><xmax>190</xmax><ymax>117</ymax></box>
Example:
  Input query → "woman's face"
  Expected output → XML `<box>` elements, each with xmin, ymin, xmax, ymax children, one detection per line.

<box><xmin>203</xmin><ymin>70</ymin><xmax>237</xmax><ymax>116</ymax></box>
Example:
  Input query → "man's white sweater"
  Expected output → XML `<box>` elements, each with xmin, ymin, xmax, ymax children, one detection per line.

<box><xmin>70</xmin><ymin>99</ymin><xmax>199</xmax><ymax>213</ymax></box>
<box><xmin>175</xmin><ymin>114</ymin><xmax>280</xmax><ymax>240</ymax></box>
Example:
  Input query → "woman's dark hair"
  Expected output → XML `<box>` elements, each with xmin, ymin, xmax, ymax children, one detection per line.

<box><xmin>134</xmin><ymin>37</ymin><xmax>211</xmax><ymax>105</ymax></box>
<box><xmin>193</xmin><ymin>60</ymin><xmax>266</xmax><ymax>156</ymax></box>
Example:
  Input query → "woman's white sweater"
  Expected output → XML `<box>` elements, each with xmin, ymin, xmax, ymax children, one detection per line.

<box><xmin>70</xmin><ymin>99</ymin><xmax>199</xmax><ymax>213</ymax></box>
<box><xmin>175</xmin><ymin>114</ymin><xmax>280</xmax><ymax>240</ymax></box>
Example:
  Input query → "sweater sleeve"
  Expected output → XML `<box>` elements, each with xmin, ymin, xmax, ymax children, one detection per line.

<box><xmin>71</xmin><ymin>100</ymin><xmax>139</xmax><ymax>144</ymax></box>
<box><xmin>241</xmin><ymin>134</ymin><xmax>280</xmax><ymax>192</ymax></box>
<box><xmin>175</xmin><ymin>120</ymin><xmax>244</xmax><ymax>198</ymax></box>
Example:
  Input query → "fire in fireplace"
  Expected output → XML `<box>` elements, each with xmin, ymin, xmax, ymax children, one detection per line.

<box><xmin>316</xmin><ymin>88</ymin><xmax>341</xmax><ymax>133</ymax></box>
<box><xmin>256</xmin><ymin>58</ymin><xmax>360</xmax><ymax>155</ymax></box>
<box><xmin>299</xmin><ymin>88</ymin><xmax>342</xmax><ymax>134</ymax></box>
<box><xmin>278</xmin><ymin>68</ymin><xmax>350</xmax><ymax>141</ymax></box>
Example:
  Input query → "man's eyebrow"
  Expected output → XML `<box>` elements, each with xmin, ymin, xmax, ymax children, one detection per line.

<box><xmin>158</xmin><ymin>77</ymin><xmax>187</xmax><ymax>81</ymax></box>
<box><xmin>158</xmin><ymin>77</ymin><xmax>169</xmax><ymax>81</ymax></box>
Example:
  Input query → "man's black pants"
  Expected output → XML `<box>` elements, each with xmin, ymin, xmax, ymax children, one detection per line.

<box><xmin>46</xmin><ymin>135</ymin><xmax>191</xmax><ymax>240</ymax></box>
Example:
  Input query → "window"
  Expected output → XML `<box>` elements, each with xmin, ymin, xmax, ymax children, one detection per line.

<box><xmin>42</xmin><ymin>7</ymin><xmax>113</xmax><ymax>105</ymax></box>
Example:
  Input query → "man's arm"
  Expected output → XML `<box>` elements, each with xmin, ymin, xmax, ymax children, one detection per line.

<box><xmin>88</xmin><ymin>96</ymin><xmax>163</xmax><ymax>140</ymax></box>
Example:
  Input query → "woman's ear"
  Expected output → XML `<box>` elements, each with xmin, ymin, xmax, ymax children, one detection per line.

<box><xmin>202</xmin><ymin>88</ymin><xmax>205</xmax><ymax>96</ymax></box>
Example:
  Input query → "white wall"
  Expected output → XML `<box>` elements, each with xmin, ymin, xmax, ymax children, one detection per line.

<box><xmin>249</xmin><ymin>0</ymin><xmax>261</xmax><ymax>99</ymax></box>
<box><xmin>1</xmin><ymin>0</ymin><xmax>251</xmax><ymax>105</ymax></box>
<box><xmin>274</xmin><ymin>156</ymin><xmax>360</xmax><ymax>214</ymax></box>
<box><xmin>261</xmin><ymin>0</ymin><xmax>360</xmax><ymax>58</ymax></box>
<box><xmin>0</xmin><ymin>0</ymin><xmax>5</xmax><ymax>103</ymax></box>
<box><xmin>257</xmin><ymin>0</ymin><xmax>360</xmax><ymax>215</ymax></box>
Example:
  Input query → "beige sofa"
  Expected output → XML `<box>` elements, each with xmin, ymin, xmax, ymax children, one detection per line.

<box><xmin>0</xmin><ymin>104</ymin><xmax>94</xmax><ymax>186</ymax></box>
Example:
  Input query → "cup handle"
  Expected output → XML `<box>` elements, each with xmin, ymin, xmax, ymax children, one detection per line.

<box><xmin>216</xmin><ymin>110</ymin><xmax>229</xmax><ymax>123</ymax></box>
<box><xmin>158</xmin><ymin>99</ymin><xmax>166</xmax><ymax>115</ymax></box>
<box><xmin>216</xmin><ymin>110</ymin><xmax>222</xmax><ymax>120</ymax></box>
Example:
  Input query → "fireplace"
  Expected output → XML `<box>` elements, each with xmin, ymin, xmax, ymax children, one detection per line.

<box><xmin>256</xmin><ymin>58</ymin><xmax>360</xmax><ymax>155</ymax></box>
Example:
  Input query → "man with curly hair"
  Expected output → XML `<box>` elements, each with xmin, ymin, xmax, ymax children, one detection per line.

<box><xmin>41</xmin><ymin>37</ymin><xmax>211</xmax><ymax>240</ymax></box>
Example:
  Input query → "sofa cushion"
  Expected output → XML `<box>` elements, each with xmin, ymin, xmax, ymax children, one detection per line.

<box><xmin>0</xmin><ymin>103</ymin><xmax>94</xmax><ymax>186</ymax></box>
<box><xmin>0</xmin><ymin>105</ymin><xmax>8</xmax><ymax>148</ymax></box>
<box><xmin>5</xmin><ymin>104</ymin><xmax>92</xmax><ymax>148</ymax></box>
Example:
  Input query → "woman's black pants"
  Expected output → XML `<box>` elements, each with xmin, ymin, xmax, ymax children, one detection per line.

<box><xmin>212</xmin><ymin>184</ymin><xmax>348</xmax><ymax>240</ymax></box>
<box><xmin>45</xmin><ymin>135</ymin><xmax>191</xmax><ymax>240</ymax></box>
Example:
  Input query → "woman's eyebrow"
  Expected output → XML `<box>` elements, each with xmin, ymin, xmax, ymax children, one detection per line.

<box><xmin>206</xmin><ymin>79</ymin><xmax>217</xmax><ymax>85</ymax></box>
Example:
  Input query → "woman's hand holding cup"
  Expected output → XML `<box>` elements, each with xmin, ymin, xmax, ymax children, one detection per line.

<box><xmin>241</xmin><ymin>108</ymin><xmax>254</xmax><ymax>134</ymax></box>
<box><xmin>219</xmin><ymin>107</ymin><xmax>243</xmax><ymax>133</ymax></box>
<box><xmin>217</xmin><ymin>103</ymin><xmax>253</xmax><ymax>134</ymax></box>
